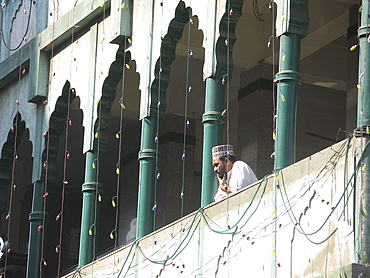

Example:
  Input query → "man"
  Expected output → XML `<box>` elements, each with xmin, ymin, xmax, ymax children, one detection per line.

<box><xmin>212</xmin><ymin>144</ymin><xmax>258</xmax><ymax>202</ymax></box>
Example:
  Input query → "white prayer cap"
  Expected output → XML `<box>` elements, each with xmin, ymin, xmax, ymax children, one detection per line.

<box><xmin>212</xmin><ymin>144</ymin><xmax>234</xmax><ymax>159</ymax></box>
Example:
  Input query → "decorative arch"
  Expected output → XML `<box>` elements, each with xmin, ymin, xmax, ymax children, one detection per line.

<box><xmin>41</xmin><ymin>81</ymin><xmax>76</xmax><ymax>183</ymax></box>
<box><xmin>0</xmin><ymin>113</ymin><xmax>26</xmax><ymax>214</ymax></box>
<box><xmin>149</xmin><ymin>0</ymin><xmax>192</xmax><ymax>117</ymax></box>
<box><xmin>214</xmin><ymin>0</ymin><xmax>244</xmax><ymax>79</ymax></box>
<box><xmin>93</xmin><ymin>45</ymin><xmax>131</xmax><ymax>152</ymax></box>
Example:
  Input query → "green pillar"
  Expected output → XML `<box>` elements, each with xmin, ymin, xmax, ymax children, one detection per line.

<box><xmin>26</xmin><ymin>181</ymin><xmax>46</xmax><ymax>278</ymax></box>
<box><xmin>136</xmin><ymin>116</ymin><xmax>158</xmax><ymax>238</ymax></box>
<box><xmin>274</xmin><ymin>0</ymin><xmax>308</xmax><ymax>170</ymax></box>
<box><xmin>78</xmin><ymin>151</ymin><xmax>102</xmax><ymax>267</ymax></box>
<box><xmin>355</xmin><ymin>0</ymin><xmax>370</xmax><ymax>265</ymax></box>
<box><xmin>274</xmin><ymin>34</ymin><xmax>301</xmax><ymax>169</ymax></box>
<box><xmin>201</xmin><ymin>77</ymin><xmax>225</xmax><ymax>206</ymax></box>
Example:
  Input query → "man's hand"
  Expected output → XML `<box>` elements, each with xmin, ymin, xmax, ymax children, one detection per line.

<box><xmin>218</xmin><ymin>174</ymin><xmax>231</xmax><ymax>193</ymax></box>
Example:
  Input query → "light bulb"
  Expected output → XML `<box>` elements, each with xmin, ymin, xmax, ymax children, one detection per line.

<box><xmin>281</xmin><ymin>55</ymin><xmax>286</xmax><ymax>61</ymax></box>
<box><xmin>43</xmin><ymin>161</ymin><xmax>48</xmax><ymax>169</ymax></box>
<box><xmin>2</xmin><ymin>3</ymin><xmax>6</xmax><ymax>9</ymax></box>
<box><xmin>55</xmin><ymin>245</ymin><xmax>60</xmax><ymax>253</ymax></box>
<box><xmin>43</xmin><ymin>100</ymin><xmax>48</xmax><ymax>105</ymax></box>
<box><xmin>16</xmin><ymin>99</ymin><xmax>19</xmax><ymax>105</ymax></box>
<box><xmin>120</xmin><ymin>102</ymin><xmax>126</xmax><ymax>109</ymax></box>
<box><xmin>110</xmin><ymin>230</ymin><xmax>115</xmax><ymax>239</ymax></box>
<box><xmin>221</xmin><ymin>109</ymin><xmax>227</xmax><ymax>116</ymax></box>
<box><xmin>186</xmin><ymin>120</ymin><xmax>190</xmax><ymax>128</ymax></box>
<box><xmin>56</xmin><ymin>213</ymin><xmax>61</xmax><ymax>221</ymax></box>
<box><xmin>225</xmin><ymin>39</ymin><xmax>229</xmax><ymax>46</ymax></box>
<box><xmin>222</xmin><ymin>78</ymin><xmax>226</xmax><ymax>85</ymax></box>
<box><xmin>116</xmin><ymin>131</ymin><xmax>120</xmax><ymax>139</ymax></box>
<box><xmin>152</xmin><ymin>204</ymin><xmax>157</xmax><ymax>211</ymax></box>
<box><xmin>43</xmin><ymin>192</ymin><xmax>48</xmax><ymax>198</ymax></box>
<box><xmin>269</xmin><ymin>4</ymin><xmax>272</xmax><ymax>11</ymax></box>
<box><xmin>125</xmin><ymin>64</ymin><xmax>130</xmax><ymax>69</ymax></box>
<box><xmin>272</xmin><ymin>132</ymin><xmax>277</xmax><ymax>141</ymax></box>
<box><xmin>359</xmin><ymin>6</ymin><xmax>363</xmax><ymax>12</ymax></box>
<box><xmin>116</xmin><ymin>168</ymin><xmax>120</xmax><ymax>174</ymax></box>
<box><xmin>128</xmin><ymin>38</ymin><xmax>132</xmax><ymax>44</ymax></box>
<box><xmin>37</xmin><ymin>225</ymin><xmax>43</xmax><ymax>231</ymax></box>
<box><xmin>100</xmin><ymin>3</ymin><xmax>104</xmax><ymax>7</ymax></box>
<box><xmin>157</xmin><ymin>172</ymin><xmax>160</xmax><ymax>179</ymax></box>
<box><xmin>92</xmin><ymin>162</ymin><xmax>96</xmax><ymax>169</ymax></box>
<box><xmin>95</xmin><ymin>132</ymin><xmax>99</xmax><ymax>138</ymax></box>
<box><xmin>98</xmin><ymin>194</ymin><xmax>102</xmax><ymax>202</ymax></box>
<box><xmin>15</xmin><ymin>155</ymin><xmax>18</xmax><ymax>161</ymax></box>
<box><xmin>121</xmin><ymin>3</ymin><xmax>125</xmax><ymax>8</ymax></box>
<box><xmin>189</xmin><ymin>50</ymin><xmax>193</xmax><ymax>58</ymax></box>
<box><xmin>13</xmin><ymin>184</ymin><xmax>16</xmax><ymax>190</ymax></box>
<box><xmin>11</xmin><ymin>127</ymin><xmax>15</xmax><ymax>133</ymax></box>
<box><xmin>42</xmin><ymin>131</ymin><xmax>47</xmax><ymax>138</ymax></box>
<box><xmin>357</xmin><ymin>84</ymin><xmax>363</xmax><ymax>89</ymax></box>
<box><xmin>71</xmin><ymin>88</ymin><xmax>76</xmax><ymax>94</ymax></box>
<box><xmin>68</xmin><ymin>119</ymin><xmax>73</xmax><ymax>126</ymax></box>
<box><xmin>155</xmin><ymin>136</ymin><xmax>158</xmax><ymax>143</ymax></box>
<box><xmin>367</xmin><ymin>126</ymin><xmax>370</xmax><ymax>135</ymax></box>
<box><xmin>350</xmin><ymin>44</ymin><xmax>358</xmax><ymax>51</ymax></box>
<box><xmin>22</xmin><ymin>69</ymin><xmax>26</xmax><ymax>75</ymax></box>
<box><xmin>182</xmin><ymin>153</ymin><xmax>185</xmax><ymax>160</ymax></box>
<box><xmin>89</xmin><ymin>229</ymin><xmax>93</xmax><ymax>235</ymax></box>
<box><xmin>66</xmin><ymin>151</ymin><xmax>70</xmax><ymax>159</ymax></box>
<box><xmin>112</xmin><ymin>199</ymin><xmax>116</xmax><ymax>207</ymax></box>
<box><xmin>281</xmin><ymin>94</ymin><xmax>286</xmax><ymax>101</ymax></box>
<box><xmin>188</xmin><ymin>86</ymin><xmax>192</xmax><ymax>93</ymax></box>
<box><xmin>180</xmin><ymin>192</ymin><xmax>184</xmax><ymax>199</ymax></box>
<box><xmin>154</xmin><ymin>239</ymin><xmax>157</xmax><ymax>245</ymax></box>
<box><xmin>157</xmin><ymin>102</ymin><xmax>161</xmax><ymax>108</ymax></box>
<box><xmin>43</xmin><ymin>260</ymin><xmax>48</xmax><ymax>266</ymax></box>
<box><xmin>159</xmin><ymin>68</ymin><xmax>162</xmax><ymax>75</ymax></box>
<box><xmin>5</xmin><ymin>214</ymin><xmax>10</xmax><ymax>220</ymax></box>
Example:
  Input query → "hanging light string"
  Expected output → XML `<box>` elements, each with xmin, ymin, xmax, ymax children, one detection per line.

<box><xmin>111</xmin><ymin>39</ymin><xmax>130</xmax><ymax>250</ymax></box>
<box><xmin>268</xmin><ymin>0</ymin><xmax>277</xmax><ymax>160</ymax></box>
<box><xmin>152</xmin><ymin>0</ymin><xmax>165</xmax><ymax>233</ymax></box>
<box><xmin>3</xmin><ymin>7</ymin><xmax>28</xmax><ymax>274</ymax></box>
<box><xmin>0</xmin><ymin>0</ymin><xmax>33</xmax><ymax>52</ymax></box>
<box><xmin>180</xmin><ymin>6</ymin><xmax>192</xmax><ymax>218</ymax></box>
<box><xmin>226</xmin><ymin>0</ymin><xmax>231</xmax><ymax>147</ymax></box>
<box><xmin>89</xmin><ymin>1</ymin><xmax>108</xmax><ymax>263</ymax></box>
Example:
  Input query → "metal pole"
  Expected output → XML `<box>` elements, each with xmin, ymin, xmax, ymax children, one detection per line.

<box><xmin>274</xmin><ymin>34</ymin><xmax>301</xmax><ymax>169</ymax></box>
<box><xmin>26</xmin><ymin>181</ymin><xmax>46</xmax><ymax>278</ymax></box>
<box><xmin>201</xmin><ymin>77</ymin><xmax>225</xmax><ymax>206</ymax></box>
<box><xmin>136</xmin><ymin>116</ymin><xmax>157</xmax><ymax>238</ymax></box>
<box><xmin>78</xmin><ymin>151</ymin><xmax>102</xmax><ymax>267</ymax></box>
<box><xmin>355</xmin><ymin>0</ymin><xmax>370</xmax><ymax>264</ymax></box>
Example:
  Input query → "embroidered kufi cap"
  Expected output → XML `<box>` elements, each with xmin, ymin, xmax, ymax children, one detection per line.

<box><xmin>212</xmin><ymin>144</ymin><xmax>234</xmax><ymax>159</ymax></box>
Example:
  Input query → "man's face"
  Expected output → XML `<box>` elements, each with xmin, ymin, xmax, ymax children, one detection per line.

<box><xmin>213</xmin><ymin>157</ymin><xmax>228</xmax><ymax>177</ymax></box>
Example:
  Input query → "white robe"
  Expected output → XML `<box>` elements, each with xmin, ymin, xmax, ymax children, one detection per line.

<box><xmin>214</xmin><ymin>161</ymin><xmax>258</xmax><ymax>202</ymax></box>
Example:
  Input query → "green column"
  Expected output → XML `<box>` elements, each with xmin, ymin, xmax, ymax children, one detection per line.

<box><xmin>26</xmin><ymin>181</ymin><xmax>46</xmax><ymax>278</ymax></box>
<box><xmin>274</xmin><ymin>34</ymin><xmax>301</xmax><ymax>169</ymax></box>
<box><xmin>355</xmin><ymin>0</ymin><xmax>370</xmax><ymax>265</ymax></box>
<box><xmin>78</xmin><ymin>151</ymin><xmax>102</xmax><ymax>267</ymax></box>
<box><xmin>274</xmin><ymin>0</ymin><xmax>308</xmax><ymax>170</ymax></box>
<box><xmin>201</xmin><ymin>77</ymin><xmax>225</xmax><ymax>206</ymax></box>
<box><xmin>136</xmin><ymin>116</ymin><xmax>157</xmax><ymax>238</ymax></box>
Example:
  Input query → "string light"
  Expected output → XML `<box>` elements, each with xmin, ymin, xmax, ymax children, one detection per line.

<box><xmin>152</xmin><ymin>204</ymin><xmax>157</xmax><ymax>211</ymax></box>
<box><xmin>56</xmin><ymin>213</ymin><xmax>61</xmax><ymax>221</ymax></box>
<box><xmin>125</xmin><ymin>64</ymin><xmax>130</xmax><ymax>69</ymax></box>
<box><xmin>186</xmin><ymin>119</ymin><xmax>190</xmax><ymax>128</ymax></box>
<box><xmin>119</xmin><ymin>97</ymin><xmax>126</xmax><ymax>109</ymax></box>
<box><xmin>182</xmin><ymin>153</ymin><xmax>186</xmax><ymax>160</ymax></box>
<box><xmin>43</xmin><ymin>192</ymin><xmax>48</xmax><ymax>198</ymax></box>
<box><xmin>98</xmin><ymin>194</ymin><xmax>102</xmax><ymax>202</ymax></box>
<box><xmin>111</xmin><ymin>196</ymin><xmax>117</xmax><ymax>208</ymax></box>
<box><xmin>43</xmin><ymin>161</ymin><xmax>48</xmax><ymax>169</ymax></box>
<box><xmin>115</xmin><ymin>131</ymin><xmax>121</xmax><ymax>139</ymax></box>
<box><xmin>121</xmin><ymin>3</ymin><xmax>125</xmax><ymax>8</ymax></box>
<box><xmin>13</xmin><ymin>185</ymin><xmax>16</xmax><ymax>190</ymax></box>
<box><xmin>350</xmin><ymin>44</ymin><xmax>359</xmax><ymax>51</ymax></box>
<box><xmin>116</xmin><ymin>163</ymin><xmax>120</xmax><ymax>174</ymax></box>
<box><xmin>37</xmin><ymin>225</ymin><xmax>43</xmax><ymax>232</ymax></box>
<box><xmin>281</xmin><ymin>94</ymin><xmax>286</xmax><ymax>101</ymax></box>
<box><xmin>189</xmin><ymin>50</ymin><xmax>193</xmax><ymax>59</ymax></box>
<box><xmin>221</xmin><ymin>109</ymin><xmax>227</xmax><ymax>117</ymax></box>
<box><xmin>110</xmin><ymin>230</ymin><xmax>116</xmax><ymax>240</ymax></box>
<box><xmin>157</xmin><ymin>172</ymin><xmax>161</xmax><ymax>180</ymax></box>
<box><xmin>188</xmin><ymin>86</ymin><xmax>192</xmax><ymax>93</ymax></box>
